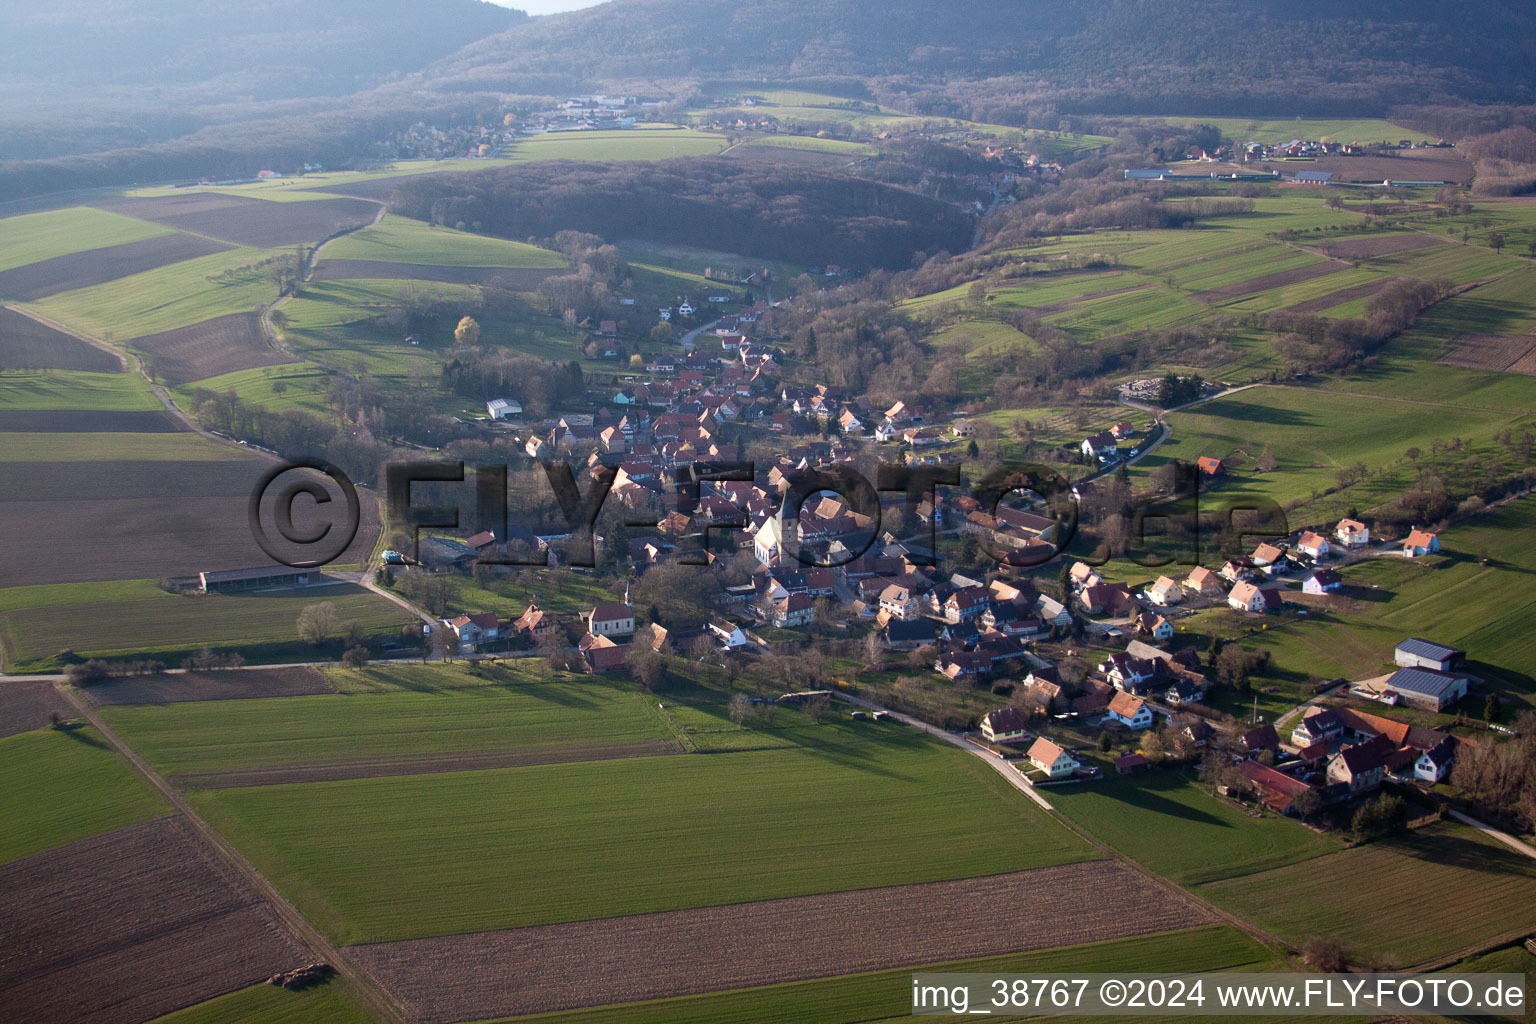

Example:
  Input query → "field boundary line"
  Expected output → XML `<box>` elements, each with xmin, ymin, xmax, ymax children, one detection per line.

<box><xmin>53</xmin><ymin>681</ymin><xmax>410</xmax><ymax>1024</ymax></box>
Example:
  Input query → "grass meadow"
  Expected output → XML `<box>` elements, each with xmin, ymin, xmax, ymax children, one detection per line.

<box><xmin>0</xmin><ymin>726</ymin><xmax>169</xmax><ymax>866</ymax></box>
<box><xmin>28</xmin><ymin>245</ymin><xmax>283</xmax><ymax>338</ymax></box>
<box><xmin>0</xmin><ymin>370</ymin><xmax>158</xmax><ymax>410</ymax></box>
<box><xmin>1201</xmin><ymin>822</ymin><xmax>1536</xmax><ymax>967</ymax></box>
<box><xmin>190</xmin><ymin>730</ymin><xmax>1096</xmax><ymax>943</ymax></box>
<box><xmin>104</xmin><ymin>676</ymin><xmax>673</xmax><ymax>776</ymax></box>
<box><xmin>0</xmin><ymin>579</ymin><xmax>410</xmax><ymax>672</ymax></box>
<box><xmin>144</xmin><ymin>980</ymin><xmax>376</xmax><ymax>1024</ymax></box>
<box><xmin>1046</xmin><ymin>767</ymin><xmax>1338</xmax><ymax>885</ymax></box>
<box><xmin>0</xmin><ymin>206</ymin><xmax>174</xmax><ymax>272</ymax></box>
<box><xmin>322</xmin><ymin>215</ymin><xmax>569</xmax><ymax>268</ymax></box>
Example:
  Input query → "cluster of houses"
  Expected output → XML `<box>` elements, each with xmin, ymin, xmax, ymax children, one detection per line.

<box><xmin>438</xmin><ymin>597</ymin><xmax>665</xmax><ymax>674</ymax></box>
<box><xmin>974</xmin><ymin>630</ymin><xmax>1469</xmax><ymax>814</ymax></box>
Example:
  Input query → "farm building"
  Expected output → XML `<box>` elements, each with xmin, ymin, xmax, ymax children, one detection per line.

<box><xmin>1026</xmin><ymin>737</ymin><xmax>1080</xmax><ymax>778</ymax></box>
<box><xmin>1414</xmin><ymin>737</ymin><xmax>1457</xmax><ymax>782</ymax></box>
<box><xmin>1394</xmin><ymin>638</ymin><xmax>1464</xmax><ymax>672</ymax></box>
<box><xmin>1114</xmin><ymin>753</ymin><xmax>1150</xmax><ymax>774</ymax></box>
<box><xmin>1382</xmin><ymin>666</ymin><xmax>1469</xmax><ymax>711</ymax></box>
<box><xmin>486</xmin><ymin>398</ymin><xmax>522</xmax><ymax>421</ymax></box>
<box><xmin>1291</xmin><ymin>708</ymin><xmax>1344</xmax><ymax>747</ymax></box>
<box><xmin>198</xmin><ymin>566</ymin><xmax>312</xmax><ymax>593</ymax></box>
<box><xmin>1196</xmin><ymin>456</ymin><xmax>1224</xmax><ymax>477</ymax></box>
<box><xmin>979</xmin><ymin>707</ymin><xmax>1031</xmax><ymax>744</ymax></box>
<box><xmin>1237</xmin><ymin>760</ymin><xmax>1314</xmax><ymax>815</ymax></box>
<box><xmin>1327</xmin><ymin>736</ymin><xmax>1393</xmax><ymax>794</ymax></box>
<box><xmin>1402</xmin><ymin>529</ymin><xmax>1440</xmax><ymax>557</ymax></box>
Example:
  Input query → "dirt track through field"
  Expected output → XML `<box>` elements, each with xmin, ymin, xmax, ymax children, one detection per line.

<box><xmin>0</xmin><ymin>306</ymin><xmax>125</xmax><ymax>371</ymax></box>
<box><xmin>0</xmin><ymin>233</ymin><xmax>234</xmax><ymax>301</ymax></box>
<box><xmin>173</xmin><ymin>739</ymin><xmax>685</xmax><ymax>789</ymax></box>
<box><xmin>0</xmin><ymin>680</ymin><xmax>74</xmax><ymax>738</ymax></box>
<box><xmin>84</xmin><ymin>667</ymin><xmax>334</xmax><ymax>706</ymax></box>
<box><xmin>311</xmin><ymin>259</ymin><xmax>563</xmax><ymax>291</ymax></box>
<box><xmin>131</xmin><ymin>312</ymin><xmax>295</xmax><ymax>385</ymax></box>
<box><xmin>92</xmin><ymin>194</ymin><xmax>380</xmax><ymax>248</ymax></box>
<box><xmin>1193</xmin><ymin>261</ymin><xmax>1345</xmax><ymax>303</ymax></box>
<box><xmin>0</xmin><ymin>817</ymin><xmax>308</xmax><ymax>1024</ymax></box>
<box><xmin>351</xmin><ymin>861</ymin><xmax>1213</xmax><ymax>1023</ymax></box>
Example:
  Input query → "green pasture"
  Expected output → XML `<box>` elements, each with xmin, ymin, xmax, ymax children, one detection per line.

<box><xmin>0</xmin><ymin>725</ymin><xmax>169</xmax><ymax>866</ymax></box>
<box><xmin>0</xmin><ymin>430</ymin><xmax>246</xmax><ymax>461</ymax></box>
<box><xmin>0</xmin><ymin>370</ymin><xmax>156</xmax><ymax>410</ymax></box>
<box><xmin>189</xmin><ymin>731</ymin><xmax>1095</xmax><ymax>943</ymax></box>
<box><xmin>322</xmin><ymin>215</ymin><xmax>568</xmax><ymax>268</ymax></box>
<box><xmin>504</xmin><ymin>129</ymin><xmax>726</xmax><ymax>163</ymax></box>
<box><xmin>1047</xmin><ymin>767</ymin><xmax>1337</xmax><ymax>885</ymax></box>
<box><xmin>0</xmin><ymin>579</ymin><xmax>410</xmax><ymax>672</ymax></box>
<box><xmin>0</xmin><ymin>206</ymin><xmax>175</xmax><ymax>273</ymax></box>
<box><xmin>146</xmin><ymin>980</ymin><xmax>376</xmax><ymax>1024</ymax></box>
<box><xmin>104</xmin><ymin>676</ymin><xmax>673</xmax><ymax>776</ymax></box>
<box><xmin>28</xmin><ymin>245</ymin><xmax>282</xmax><ymax>338</ymax></box>
<box><xmin>1148</xmin><ymin>116</ymin><xmax>1437</xmax><ymax>145</ymax></box>
<box><xmin>1202</xmin><ymin>822</ymin><xmax>1536</xmax><ymax>968</ymax></box>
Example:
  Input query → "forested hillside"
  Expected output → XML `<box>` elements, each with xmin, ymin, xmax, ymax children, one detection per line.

<box><xmin>387</xmin><ymin>160</ymin><xmax>974</xmax><ymax>270</ymax></box>
<box><xmin>431</xmin><ymin>0</ymin><xmax>1536</xmax><ymax>113</ymax></box>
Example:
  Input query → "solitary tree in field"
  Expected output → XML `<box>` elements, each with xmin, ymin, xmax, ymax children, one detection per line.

<box><xmin>296</xmin><ymin>602</ymin><xmax>338</xmax><ymax>646</ymax></box>
<box><xmin>454</xmin><ymin>316</ymin><xmax>481</xmax><ymax>347</ymax></box>
<box><xmin>1489</xmin><ymin>231</ymin><xmax>1506</xmax><ymax>254</ymax></box>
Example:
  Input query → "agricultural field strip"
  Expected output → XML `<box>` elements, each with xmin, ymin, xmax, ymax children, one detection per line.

<box><xmin>0</xmin><ymin>816</ymin><xmax>309</xmax><ymax>1024</ymax></box>
<box><xmin>352</xmin><ymin>862</ymin><xmax>1213</xmax><ymax>1023</ymax></box>
<box><xmin>0</xmin><ymin>680</ymin><xmax>74</xmax><ymax>738</ymax></box>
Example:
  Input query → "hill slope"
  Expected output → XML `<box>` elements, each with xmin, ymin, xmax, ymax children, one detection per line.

<box><xmin>429</xmin><ymin>0</ymin><xmax>1536</xmax><ymax>112</ymax></box>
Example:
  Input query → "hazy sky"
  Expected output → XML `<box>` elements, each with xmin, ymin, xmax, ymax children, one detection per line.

<box><xmin>496</xmin><ymin>0</ymin><xmax>605</xmax><ymax>15</ymax></box>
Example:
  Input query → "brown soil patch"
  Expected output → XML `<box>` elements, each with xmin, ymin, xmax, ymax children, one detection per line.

<box><xmin>0</xmin><ymin>817</ymin><xmax>308</xmax><ymax>1024</ymax></box>
<box><xmin>92</xmin><ymin>194</ymin><xmax>380</xmax><ymax>248</ymax></box>
<box><xmin>0</xmin><ymin>680</ymin><xmax>73</xmax><ymax>738</ymax></box>
<box><xmin>1285</xmin><ymin>276</ymin><xmax>1403</xmax><ymax>314</ymax></box>
<box><xmin>175</xmin><ymin>739</ymin><xmax>684</xmax><ymax>789</ymax></box>
<box><xmin>0</xmin><ymin>307</ymin><xmax>124</xmax><ymax>371</ymax></box>
<box><xmin>1316</xmin><ymin>234</ymin><xmax>1446</xmax><ymax>259</ymax></box>
<box><xmin>84</xmin><ymin>667</ymin><xmax>334</xmax><ymax>706</ymax></box>
<box><xmin>1195</xmin><ymin>261</ymin><xmax>1345</xmax><ymax>303</ymax></box>
<box><xmin>1255</xmin><ymin>150</ymin><xmax>1473</xmax><ymax>184</ymax></box>
<box><xmin>0</xmin><ymin>409</ymin><xmax>181</xmax><ymax>432</ymax></box>
<box><xmin>0</xmin><ymin>460</ymin><xmax>380</xmax><ymax>587</ymax></box>
<box><xmin>0</xmin><ymin>234</ymin><xmax>234</xmax><ymax>301</ymax></box>
<box><xmin>311</xmin><ymin>259</ymin><xmax>562</xmax><ymax>291</ymax></box>
<box><xmin>1438</xmin><ymin>333</ymin><xmax>1536</xmax><ymax>373</ymax></box>
<box><xmin>1505</xmin><ymin>348</ymin><xmax>1536</xmax><ymax>375</ymax></box>
<box><xmin>132</xmin><ymin>312</ymin><xmax>295</xmax><ymax>385</ymax></box>
<box><xmin>351</xmin><ymin>861</ymin><xmax>1212</xmax><ymax>1023</ymax></box>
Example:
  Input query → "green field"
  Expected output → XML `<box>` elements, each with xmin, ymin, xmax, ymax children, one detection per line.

<box><xmin>504</xmin><ymin>129</ymin><xmax>726</xmax><ymax>163</ymax></box>
<box><xmin>0</xmin><ymin>726</ymin><xmax>169</xmax><ymax>866</ymax></box>
<box><xmin>28</xmin><ymin>245</ymin><xmax>282</xmax><ymax>338</ymax></box>
<box><xmin>1149</xmin><ymin>116</ymin><xmax>1438</xmax><ymax>145</ymax></box>
<box><xmin>190</xmin><ymin>730</ymin><xmax>1095</xmax><ymax>943</ymax></box>
<box><xmin>104</xmin><ymin>675</ymin><xmax>674</xmax><ymax>776</ymax></box>
<box><xmin>0</xmin><ymin>431</ymin><xmax>246</xmax><ymax>462</ymax></box>
<box><xmin>1135</xmin><ymin>384</ymin><xmax>1530</xmax><ymax>516</ymax></box>
<box><xmin>0</xmin><ymin>370</ymin><xmax>156</xmax><ymax>410</ymax></box>
<box><xmin>322</xmin><ymin>215</ymin><xmax>569</xmax><ymax>268</ymax></box>
<box><xmin>1046</xmin><ymin>768</ymin><xmax>1338</xmax><ymax>885</ymax></box>
<box><xmin>493</xmin><ymin>925</ymin><xmax>1288</xmax><ymax>1024</ymax></box>
<box><xmin>0</xmin><ymin>206</ymin><xmax>175</xmax><ymax>273</ymax></box>
<box><xmin>738</xmin><ymin>135</ymin><xmax>874</xmax><ymax>156</ymax></box>
<box><xmin>1202</xmin><ymin>821</ymin><xmax>1536</xmax><ymax>967</ymax></box>
<box><xmin>0</xmin><ymin>579</ymin><xmax>410</xmax><ymax>672</ymax></box>
<box><xmin>146</xmin><ymin>980</ymin><xmax>375</xmax><ymax>1024</ymax></box>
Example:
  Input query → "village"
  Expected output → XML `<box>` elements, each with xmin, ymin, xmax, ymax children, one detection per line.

<box><xmin>359</xmin><ymin>290</ymin><xmax>1492</xmax><ymax>841</ymax></box>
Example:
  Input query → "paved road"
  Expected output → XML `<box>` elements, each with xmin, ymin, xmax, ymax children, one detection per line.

<box><xmin>1447</xmin><ymin>807</ymin><xmax>1536</xmax><ymax>862</ymax></box>
<box><xmin>832</xmin><ymin>691</ymin><xmax>1055</xmax><ymax>810</ymax></box>
<box><xmin>53</xmin><ymin>682</ymin><xmax>409</xmax><ymax>1024</ymax></box>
